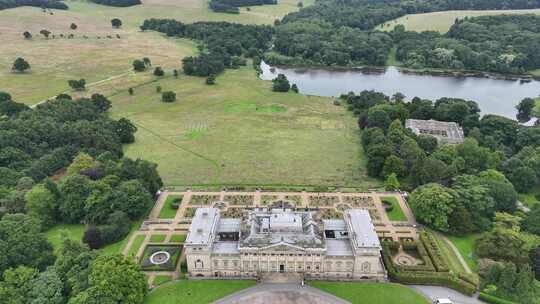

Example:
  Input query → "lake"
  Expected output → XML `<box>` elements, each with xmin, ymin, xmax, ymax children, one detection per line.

<box><xmin>259</xmin><ymin>61</ymin><xmax>540</xmax><ymax>119</ymax></box>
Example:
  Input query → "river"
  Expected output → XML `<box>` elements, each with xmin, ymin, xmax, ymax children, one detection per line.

<box><xmin>259</xmin><ymin>61</ymin><xmax>540</xmax><ymax>119</ymax></box>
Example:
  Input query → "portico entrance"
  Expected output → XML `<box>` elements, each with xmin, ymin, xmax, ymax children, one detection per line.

<box><xmin>279</xmin><ymin>264</ymin><xmax>285</xmax><ymax>273</ymax></box>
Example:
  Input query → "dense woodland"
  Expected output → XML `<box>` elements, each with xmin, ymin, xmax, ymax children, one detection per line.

<box><xmin>0</xmin><ymin>92</ymin><xmax>161</xmax><ymax>303</ymax></box>
<box><xmin>271</xmin><ymin>0</ymin><xmax>540</xmax><ymax>73</ymax></box>
<box><xmin>343</xmin><ymin>90</ymin><xmax>540</xmax><ymax>302</ymax></box>
<box><xmin>0</xmin><ymin>0</ymin><xmax>67</xmax><ymax>10</ymax></box>
<box><xmin>141</xmin><ymin>19</ymin><xmax>272</xmax><ymax>76</ymax></box>
<box><xmin>395</xmin><ymin>15</ymin><xmax>540</xmax><ymax>73</ymax></box>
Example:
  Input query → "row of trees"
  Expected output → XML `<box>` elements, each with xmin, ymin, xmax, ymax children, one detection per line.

<box><xmin>140</xmin><ymin>19</ymin><xmax>272</xmax><ymax>77</ymax></box>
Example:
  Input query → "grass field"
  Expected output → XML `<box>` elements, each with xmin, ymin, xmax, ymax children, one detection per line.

<box><xmin>152</xmin><ymin>275</ymin><xmax>172</xmax><ymax>286</ymax></box>
<box><xmin>144</xmin><ymin>280</ymin><xmax>256</xmax><ymax>304</ymax></box>
<box><xmin>378</xmin><ymin>9</ymin><xmax>540</xmax><ymax>33</ymax></box>
<box><xmin>310</xmin><ymin>282</ymin><xmax>430</xmax><ymax>304</ymax></box>
<box><xmin>447</xmin><ymin>234</ymin><xmax>481</xmax><ymax>271</ymax></box>
<box><xmin>381</xmin><ymin>196</ymin><xmax>407</xmax><ymax>221</ymax></box>
<box><xmin>100</xmin><ymin>66</ymin><xmax>378</xmax><ymax>188</ymax></box>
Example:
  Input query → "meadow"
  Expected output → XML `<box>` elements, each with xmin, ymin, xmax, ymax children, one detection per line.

<box><xmin>378</xmin><ymin>9</ymin><xmax>540</xmax><ymax>33</ymax></box>
<box><xmin>0</xmin><ymin>0</ymin><xmax>377</xmax><ymax>188</ymax></box>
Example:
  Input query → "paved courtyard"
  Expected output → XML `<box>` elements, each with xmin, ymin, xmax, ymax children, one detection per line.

<box><xmin>213</xmin><ymin>283</ymin><xmax>350</xmax><ymax>304</ymax></box>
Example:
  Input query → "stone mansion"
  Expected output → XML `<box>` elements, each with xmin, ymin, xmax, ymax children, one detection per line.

<box><xmin>184</xmin><ymin>207</ymin><xmax>387</xmax><ymax>280</ymax></box>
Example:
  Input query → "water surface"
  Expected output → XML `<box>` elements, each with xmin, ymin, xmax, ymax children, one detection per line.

<box><xmin>260</xmin><ymin>62</ymin><xmax>540</xmax><ymax>119</ymax></box>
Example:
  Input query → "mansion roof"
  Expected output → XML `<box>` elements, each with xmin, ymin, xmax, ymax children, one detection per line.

<box><xmin>405</xmin><ymin>119</ymin><xmax>464</xmax><ymax>144</ymax></box>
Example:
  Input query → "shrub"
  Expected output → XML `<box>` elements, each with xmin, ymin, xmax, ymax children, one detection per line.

<box><xmin>153</xmin><ymin>67</ymin><xmax>164</xmax><ymax>76</ymax></box>
<box><xmin>162</xmin><ymin>91</ymin><xmax>176</xmax><ymax>103</ymax></box>
<box><xmin>68</xmin><ymin>79</ymin><xmax>86</xmax><ymax>91</ymax></box>
<box><xmin>206</xmin><ymin>74</ymin><xmax>216</xmax><ymax>85</ymax></box>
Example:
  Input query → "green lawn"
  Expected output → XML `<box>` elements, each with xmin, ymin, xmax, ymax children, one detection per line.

<box><xmin>447</xmin><ymin>234</ymin><xmax>481</xmax><ymax>271</ymax></box>
<box><xmin>150</xmin><ymin>234</ymin><xmax>167</xmax><ymax>243</ymax></box>
<box><xmin>170</xmin><ymin>234</ymin><xmax>187</xmax><ymax>243</ymax></box>
<box><xmin>159</xmin><ymin>195</ymin><xmax>182</xmax><ymax>219</ymax></box>
<box><xmin>144</xmin><ymin>280</ymin><xmax>256</xmax><ymax>304</ymax></box>
<box><xmin>126</xmin><ymin>235</ymin><xmax>146</xmax><ymax>257</ymax></box>
<box><xmin>377</xmin><ymin>9</ymin><xmax>540</xmax><ymax>33</ymax></box>
<box><xmin>153</xmin><ymin>275</ymin><xmax>172</xmax><ymax>287</ymax></box>
<box><xmin>44</xmin><ymin>224</ymin><xmax>85</xmax><ymax>251</ymax></box>
<box><xmin>381</xmin><ymin>196</ymin><xmax>407</xmax><ymax>221</ymax></box>
<box><xmin>311</xmin><ymin>282</ymin><xmax>430</xmax><ymax>304</ymax></box>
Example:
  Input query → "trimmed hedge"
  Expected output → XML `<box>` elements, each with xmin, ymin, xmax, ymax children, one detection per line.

<box><xmin>420</xmin><ymin>232</ymin><xmax>449</xmax><ymax>273</ymax></box>
<box><xmin>478</xmin><ymin>293</ymin><xmax>517</xmax><ymax>304</ymax></box>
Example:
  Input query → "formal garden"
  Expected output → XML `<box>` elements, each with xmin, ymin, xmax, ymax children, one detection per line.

<box><xmin>382</xmin><ymin>231</ymin><xmax>479</xmax><ymax>295</ymax></box>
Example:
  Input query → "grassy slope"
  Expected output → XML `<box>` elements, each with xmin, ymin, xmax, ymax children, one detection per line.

<box><xmin>102</xmin><ymin>66</ymin><xmax>378</xmax><ymax>188</ymax></box>
<box><xmin>447</xmin><ymin>234</ymin><xmax>481</xmax><ymax>271</ymax></box>
<box><xmin>144</xmin><ymin>280</ymin><xmax>256</xmax><ymax>304</ymax></box>
<box><xmin>0</xmin><ymin>0</ymin><xmax>309</xmax><ymax>104</ymax></box>
<box><xmin>377</xmin><ymin>9</ymin><xmax>540</xmax><ymax>33</ymax></box>
<box><xmin>311</xmin><ymin>282</ymin><xmax>430</xmax><ymax>304</ymax></box>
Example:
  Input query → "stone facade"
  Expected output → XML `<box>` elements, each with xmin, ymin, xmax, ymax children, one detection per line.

<box><xmin>185</xmin><ymin>208</ymin><xmax>386</xmax><ymax>281</ymax></box>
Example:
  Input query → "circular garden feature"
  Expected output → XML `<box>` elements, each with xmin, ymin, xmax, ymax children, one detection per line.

<box><xmin>140</xmin><ymin>245</ymin><xmax>182</xmax><ymax>271</ymax></box>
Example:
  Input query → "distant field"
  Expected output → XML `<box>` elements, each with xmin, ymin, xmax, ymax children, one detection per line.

<box><xmin>96</xmin><ymin>66</ymin><xmax>377</xmax><ymax>188</ymax></box>
<box><xmin>0</xmin><ymin>0</ymin><xmax>309</xmax><ymax>104</ymax></box>
<box><xmin>378</xmin><ymin>9</ymin><xmax>540</xmax><ymax>33</ymax></box>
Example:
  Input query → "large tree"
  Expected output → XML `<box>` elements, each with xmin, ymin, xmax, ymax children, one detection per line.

<box><xmin>25</xmin><ymin>184</ymin><xmax>57</xmax><ymax>229</ymax></box>
<box><xmin>12</xmin><ymin>58</ymin><xmax>30</xmax><ymax>73</ymax></box>
<box><xmin>70</xmin><ymin>254</ymin><xmax>147</xmax><ymax>304</ymax></box>
<box><xmin>409</xmin><ymin>183</ymin><xmax>456</xmax><ymax>232</ymax></box>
